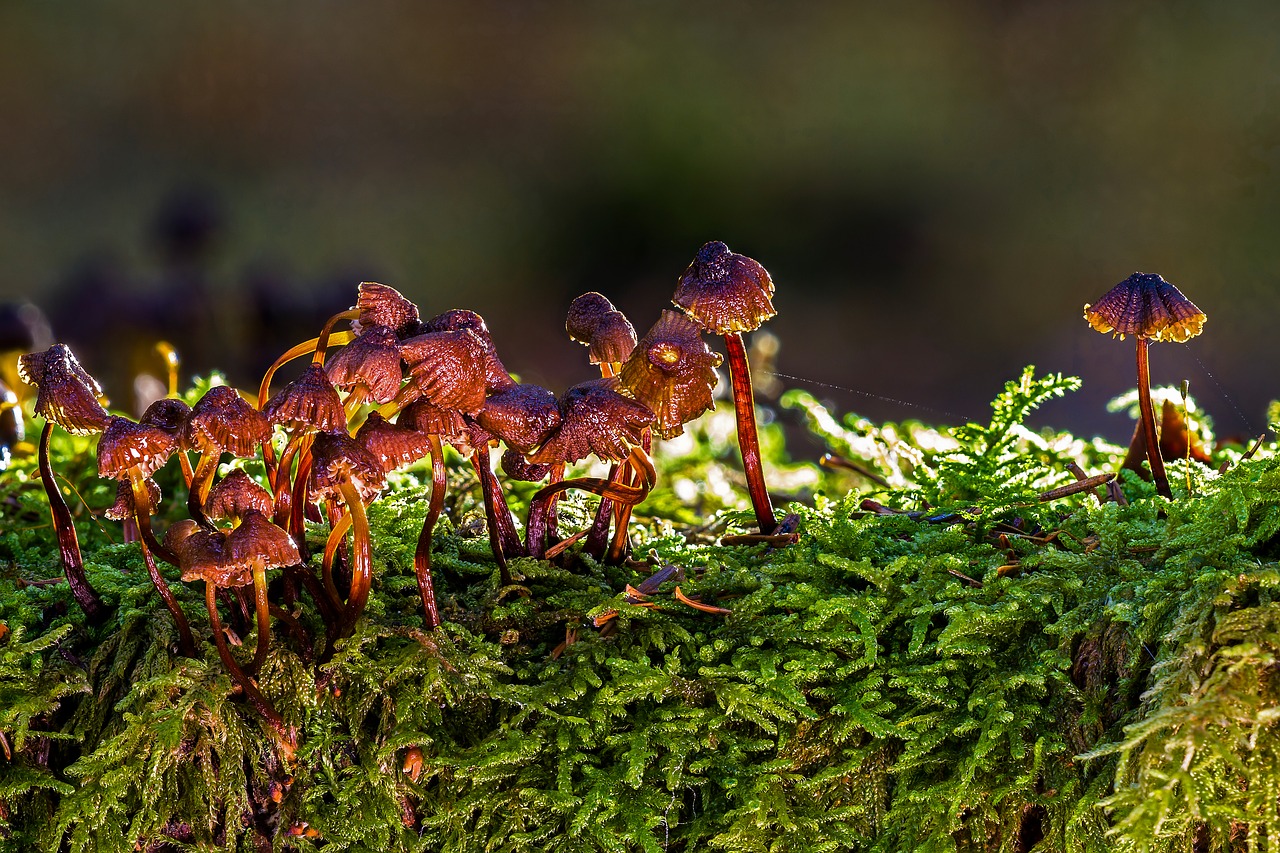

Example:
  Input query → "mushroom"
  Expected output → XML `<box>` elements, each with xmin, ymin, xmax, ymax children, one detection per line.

<box><xmin>390</xmin><ymin>328</ymin><xmax>489</xmax><ymax>417</ymax></box>
<box><xmin>618</xmin><ymin>310</ymin><xmax>722</xmax><ymax>440</ymax></box>
<box><xmin>223</xmin><ymin>511</ymin><xmax>301</xmax><ymax>673</ymax></box>
<box><xmin>324</xmin><ymin>323</ymin><xmax>404</xmax><ymax>420</ymax></box>
<box><xmin>672</xmin><ymin>241</ymin><xmax>779</xmax><ymax>532</ymax></box>
<box><xmin>421</xmin><ymin>309</ymin><xmax>516</xmax><ymax>393</ymax></box>
<box><xmin>104</xmin><ymin>477</ymin><xmax>162</xmax><ymax>544</ymax></box>
<box><xmin>140</xmin><ymin>397</ymin><xmax>194</xmax><ymax>488</ymax></box>
<box><xmin>205</xmin><ymin>469</ymin><xmax>274</xmax><ymax>523</ymax></box>
<box><xmin>565</xmin><ymin>293</ymin><xmax>637</xmax><ymax>377</ymax></box>
<box><xmin>185</xmin><ymin>385</ymin><xmax>271</xmax><ymax>526</ymax></box>
<box><xmin>1085</xmin><ymin>272</ymin><xmax>1206</xmax><ymax>499</ymax></box>
<box><xmin>354</xmin><ymin>281</ymin><xmax>422</xmax><ymax>339</ymax></box>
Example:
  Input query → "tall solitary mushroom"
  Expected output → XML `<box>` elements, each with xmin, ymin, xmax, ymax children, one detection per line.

<box><xmin>672</xmin><ymin>241</ymin><xmax>778</xmax><ymax>533</ymax></box>
<box><xmin>1085</xmin><ymin>272</ymin><xmax>1206</xmax><ymax>499</ymax></box>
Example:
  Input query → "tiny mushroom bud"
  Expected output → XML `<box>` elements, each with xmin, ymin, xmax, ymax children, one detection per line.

<box><xmin>223</xmin><ymin>510</ymin><xmax>301</xmax><ymax>672</ymax></box>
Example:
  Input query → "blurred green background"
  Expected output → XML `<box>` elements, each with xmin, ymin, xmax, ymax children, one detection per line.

<box><xmin>2</xmin><ymin>1</ymin><xmax>1278</xmax><ymax>440</ymax></box>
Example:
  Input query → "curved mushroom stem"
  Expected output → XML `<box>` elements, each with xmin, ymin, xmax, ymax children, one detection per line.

<box><xmin>175</xmin><ymin>449</ymin><xmax>194</xmax><ymax>491</ymax></box>
<box><xmin>130</xmin><ymin>469</ymin><xmax>197</xmax><ymax>657</ymax></box>
<box><xmin>288</xmin><ymin>434</ymin><xmax>316</xmax><ymax>556</ymax></box>
<box><xmin>258</xmin><ymin>329</ymin><xmax>356</xmax><ymax>480</ymax></box>
<box><xmin>526</xmin><ymin>458</ymin><xmax>653</xmax><ymax>560</ymax></box>
<box><xmin>412</xmin><ymin>435</ymin><xmax>446</xmax><ymax>630</ymax></box>
<box><xmin>342</xmin><ymin>386</ymin><xmax>370</xmax><ymax>425</ymax></box>
<box><xmin>250</xmin><ymin>560</ymin><xmax>271</xmax><ymax>674</ymax></box>
<box><xmin>584</xmin><ymin>463</ymin><xmax>622</xmax><ymax>559</ymax></box>
<box><xmin>188</xmin><ymin>448</ymin><xmax>220</xmax><ymax>528</ymax></box>
<box><xmin>723</xmin><ymin>332</ymin><xmax>777</xmax><ymax>533</ymax></box>
<box><xmin>155</xmin><ymin>341</ymin><xmax>180</xmax><ymax>398</ymax></box>
<box><xmin>126</xmin><ymin>469</ymin><xmax>179</xmax><ymax>568</ymax></box>
<box><xmin>1136</xmin><ymin>337</ymin><xmax>1172</xmax><ymax>500</ymax></box>
<box><xmin>336</xmin><ymin>479</ymin><xmax>372</xmax><ymax>637</ymax></box>
<box><xmin>322</xmin><ymin>511</ymin><xmax>353</xmax><ymax>607</ymax></box>
<box><xmin>205</xmin><ymin>581</ymin><xmax>295</xmax><ymax>761</ymax></box>
<box><xmin>312</xmin><ymin>308</ymin><xmax>361</xmax><ymax>366</ymax></box>
<box><xmin>38</xmin><ymin>422</ymin><xmax>107</xmax><ymax>623</ymax></box>
<box><xmin>605</xmin><ymin>448</ymin><xmax>657</xmax><ymax>564</ymax></box>
<box><xmin>471</xmin><ymin>445</ymin><xmax>513</xmax><ymax>585</ymax></box>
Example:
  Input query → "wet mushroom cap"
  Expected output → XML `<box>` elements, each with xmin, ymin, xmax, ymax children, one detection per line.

<box><xmin>1084</xmin><ymin>272</ymin><xmax>1206</xmax><ymax>343</ymax></box>
<box><xmin>205</xmin><ymin>470</ymin><xmax>274</xmax><ymax>522</ymax></box>
<box><xmin>17</xmin><ymin>344</ymin><xmax>109</xmax><ymax>435</ymax></box>
<box><xmin>399</xmin><ymin>398</ymin><xmax>469</xmax><ymax>446</ymax></box>
<box><xmin>618</xmin><ymin>310</ymin><xmax>722</xmax><ymax>439</ymax></box>
<box><xmin>474</xmin><ymin>383</ymin><xmax>562</xmax><ymax>454</ymax></box>
<box><xmin>310</xmin><ymin>430</ymin><xmax>387</xmax><ymax>503</ymax></box>
<box><xmin>224</xmin><ymin>510</ymin><xmax>300</xmax><ymax>571</ymax></box>
<box><xmin>672</xmin><ymin>241</ymin><xmax>777</xmax><ymax>335</ymax></box>
<box><xmin>261</xmin><ymin>364</ymin><xmax>346</xmax><ymax>434</ymax></box>
<box><xmin>501</xmin><ymin>447</ymin><xmax>551</xmax><ymax>482</ymax></box>
<box><xmin>531</xmin><ymin>378</ymin><xmax>654</xmax><ymax>465</ymax></box>
<box><xmin>565</xmin><ymin>293</ymin><xmax>638</xmax><ymax>365</ymax></box>
<box><xmin>186</xmin><ymin>385</ymin><xmax>272</xmax><ymax>456</ymax></box>
<box><xmin>422</xmin><ymin>309</ymin><xmax>515</xmax><ymax>392</ymax></box>
<box><xmin>354</xmin><ymin>411</ymin><xmax>432</xmax><ymax>473</ymax></box>
<box><xmin>139</xmin><ymin>398</ymin><xmax>192</xmax><ymax>436</ymax></box>
<box><xmin>104</xmin><ymin>477</ymin><xmax>162</xmax><ymax>521</ymax></box>
<box><xmin>165</xmin><ymin>520</ymin><xmax>239</xmax><ymax>586</ymax></box>
<box><xmin>325</xmin><ymin>323</ymin><xmax>403</xmax><ymax>404</ymax></box>
<box><xmin>355</xmin><ymin>281</ymin><xmax>421</xmax><ymax>338</ymax></box>
<box><xmin>97</xmin><ymin>416</ymin><xmax>177</xmax><ymax>479</ymax></box>
<box><xmin>398</xmin><ymin>329</ymin><xmax>489</xmax><ymax>415</ymax></box>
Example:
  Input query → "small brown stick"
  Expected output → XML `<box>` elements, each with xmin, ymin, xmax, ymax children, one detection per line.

<box><xmin>674</xmin><ymin>585</ymin><xmax>732</xmax><ymax>615</ymax></box>
<box><xmin>946</xmin><ymin>568</ymin><xmax>983</xmax><ymax>588</ymax></box>
<box><xmin>1218</xmin><ymin>433</ymin><xmax>1268</xmax><ymax>475</ymax></box>
<box><xmin>1038</xmin><ymin>473</ymin><xmax>1114</xmax><ymax>502</ymax></box>
<box><xmin>820</xmin><ymin>453</ymin><xmax>890</xmax><ymax>488</ymax></box>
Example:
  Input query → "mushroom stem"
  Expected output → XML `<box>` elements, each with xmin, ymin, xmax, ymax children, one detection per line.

<box><xmin>606</xmin><ymin>449</ymin><xmax>657</xmax><ymax>564</ymax></box>
<box><xmin>188</xmin><ymin>449</ymin><xmax>221</xmax><ymax>527</ymax></box>
<box><xmin>412</xmin><ymin>435</ymin><xmax>446</xmax><ymax>629</ymax></box>
<box><xmin>258</xmin><ymin>330</ymin><xmax>356</xmax><ymax>479</ymax></box>
<box><xmin>1136</xmin><ymin>337</ymin><xmax>1173</xmax><ymax>499</ymax></box>
<box><xmin>472</xmin><ymin>445</ymin><xmax>513</xmax><ymax>585</ymax></box>
<box><xmin>723</xmin><ymin>332</ymin><xmax>777</xmax><ymax>532</ymax></box>
<box><xmin>130</xmin><ymin>469</ymin><xmax>196</xmax><ymax>657</ymax></box>
<box><xmin>336</xmin><ymin>479</ymin><xmax>372</xmax><ymax>636</ymax></box>
<box><xmin>176</xmin><ymin>450</ymin><xmax>194</xmax><ymax>491</ymax></box>
<box><xmin>526</xmin><ymin>455</ymin><xmax>653</xmax><ymax>560</ymax></box>
<box><xmin>312</xmin><ymin>308</ymin><xmax>362</xmax><ymax>366</ymax></box>
<box><xmin>204</xmin><ymin>581</ymin><xmax>294</xmax><ymax>760</ymax></box>
<box><xmin>250</xmin><ymin>560</ymin><xmax>271</xmax><ymax>674</ymax></box>
<box><xmin>322</xmin><ymin>511</ymin><xmax>352</xmax><ymax>607</ymax></box>
<box><xmin>288</xmin><ymin>435</ymin><xmax>316</xmax><ymax>556</ymax></box>
<box><xmin>342</xmin><ymin>386</ymin><xmax>370</xmax><ymax>424</ymax></box>
<box><xmin>38</xmin><ymin>422</ymin><xmax>107</xmax><ymax>623</ymax></box>
<box><xmin>584</xmin><ymin>463</ymin><xmax>621</xmax><ymax>558</ymax></box>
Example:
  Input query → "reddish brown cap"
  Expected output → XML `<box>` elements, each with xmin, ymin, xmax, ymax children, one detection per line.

<box><xmin>261</xmin><ymin>365</ymin><xmax>346</xmax><ymax>434</ymax></box>
<box><xmin>355</xmin><ymin>281</ymin><xmax>421</xmax><ymax>338</ymax></box>
<box><xmin>530</xmin><ymin>378</ymin><xmax>653</xmax><ymax>465</ymax></box>
<box><xmin>565</xmin><ymin>293</ymin><xmax>638</xmax><ymax>366</ymax></box>
<box><xmin>139</xmin><ymin>398</ymin><xmax>192</xmax><ymax>437</ymax></box>
<box><xmin>165</xmin><ymin>520</ymin><xmax>239</xmax><ymax>586</ymax></box>
<box><xmin>399</xmin><ymin>398</ymin><xmax>468</xmax><ymax>446</ymax></box>
<box><xmin>422</xmin><ymin>309</ymin><xmax>515</xmax><ymax>392</ymax></box>
<box><xmin>618</xmin><ymin>310</ymin><xmax>722</xmax><ymax>439</ymax></box>
<box><xmin>672</xmin><ymin>241</ymin><xmax>776</xmax><ymax>335</ymax></box>
<box><xmin>17</xmin><ymin>344</ymin><xmax>109</xmax><ymax>435</ymax></box>
<box><xmin>205</xmin><ymin>470</ymin><xmax>273</xmax><ymax>521</ymax></box>
<box><xmin>186</xmin><ymin>385</ymin><xmax>272</xmax><ymax>456</ymax></box>
<box><xmin>104</xmin><ymin>477</ymin><xmax>162</xmax><ymax>521</ymax></box>
<box><xmin>325</xmin><ymin>323</ymin><xmax>403</xmax><ymax>404</ymax></box>
<box><xmin>354</xmin><ymin>411</ymin><xmax>432</xmax><ymax>473</ymax></box>
<box><xmin>474</xmin><ymin>383</ymin><xmax>561</xmax><ymax>454</ymax></box>
<box><xmin>501</xmin><ymin>448</ymin><xmax>551</xmax><ymax>482</ymax></box>
<box><xmin>310</xmin><ymin>430</ymin><xmax>386</xmax><ymax>503</ymax></box>
<box><xmin>1084</xmin><ymin>272</ymin><xmax>1206</xmax><ymax>343</ymax></box>
<box><xmin>97</xmin><ymin>415</ymin><xmax>177</xmax><ymax>479</ymax></box>
<box><xmin>224</xmin><ymin>510</ymin><xmax>300</xmax><ymax>572</ymax></box>
<box><xmin>398</xmin><ymin>329</ymin><xmax>489</xmax><ymax>415</ymax></box>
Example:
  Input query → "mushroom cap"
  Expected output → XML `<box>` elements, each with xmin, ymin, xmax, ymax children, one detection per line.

<box><xmin>672</xmin><ymin>241</ymin><xmax>777</xmax><ymax>335</ymax></box>
<box><xmin>355</xmin><ymin>281</ymin><xmax>421</xmax><ymax>339</ymax></box>
<box><xmin>325</xmin><ymin>323</ymin><xmax>403</xmax><ymax>404</ymax></box>
<box><xmin>166</xmin><ymin>520</ymin><xmax>240</xmax><ymax>586</ymax></box>
<box><xmin>530</xmin><ymin>378</ymin><xmax>654</xmax><ymax>465</ymax></box>
<box><xmin>224</xmin><ymin>510</ymin><xmax>300</xmax><ymax>572</ymax></box>
<box><xmin>399</xmin><ymin>398</ymin><xmax>469</xmax><ymax>446</ymax></box>
<box><xmin>354</xmin><ymin>411</ymin><xmax>432</xmax><ymax>473</ymax></box>
<box><xmin>422</xmin><ymin>309</ymin><xmax>515</xmax><ymax>392</ymax></box>
<box><xmin>17</xmin><ymin>344</ymin><xmax>109</xmax><ymax>435</ymax></box>
<box><xmin>1084</xmin><ymin>272</ymin><xmax>1206</xmax><ymax>343</ymax></box>
<box><xmin>398</xmin><ymin>329</ymin><xmax>489</xmax><ymax>415</ymax></box>
<box><xmin>618</xmin><ymin>310</ymin><xmax>722</xmax><ymax>439</ymax></box>
<box><xmin>500</xmin><ymin>447</ymin><xmax>551</xmax><ymax>482</ymax></box>
<box><xmin>139</xmin><ymin>398</ymin><xmax>192</xmax><ymax>436</ymax></box>
<box><xmin>97</xmin><ymin>416</ymin><xmax>177</xmax><ymax>479</ymax></box>
<box><xmin>261</xmin><ymin>364</ymin><xmax>346</xmax><ymax>434</ymax></box>
<box><xmin>186</xmin><ymin>385</ymin><xmax>272</xmax><ymax>456</ymax></box>
<box><xmin>474</xmin><ymin>383</ymin><xmax>561</xmax><ymax>454</ymax></box>
<box><xmin>566</xmin><ymin>293</ymin><xmax>637</xmax><ymax>366</ymax></box>
<box><xmin>310</xmin><ymin>430</ymin><xmax>386</xmax><ymax>503</ymax></box>
<box><xmin>205</xmin><ymin>469</ymin><xmax>273</xmax><ymax>521</ymax></box>
<box><xmin>104</xmin><ymin>477</ymin><xmax>161</xmax><ymax>521</ymax></box>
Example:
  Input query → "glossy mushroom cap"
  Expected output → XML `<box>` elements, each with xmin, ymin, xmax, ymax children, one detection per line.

<box><xmin>422</xmin><ymin>309</ymin><xmax>515</xmax><ymax>392</ymax></box>
<box><xmin>17</xmin><ymin>344</ymin><xmax>109</xmax><ymax>434</ymax></box>
<box><xmin>325</xmin><ymin>323</ymin><xmax>403</xmax><ymax>404</ymax></box>
<box><xmin>224</xmin><ymin>510</ymin><xmax>300</xmax><ymax>571</ymax></box>
<box><xmin>165</xmin><ymin>519</ymin><xmax>238</xmax><ymax>586</ymax></box>
<box><xmin>672</xmin><ymin>241</ymin><xmax>777</xmax><ymax>335</ymax></box>
<box><xmin>354</xmin><ymin>411</ymin><xmax>432</xmax><ymax>473</ymax></box>
<box><xmin>565</xmin><ymin>293</ymin><xmax>638</xmax><ymax>366</ymax></box>
<box><xmin>355</xmin><ymin>281</ymin><xmax>421</xmax><ymax>338</ymax></box>
<box><xmin>310</xmin><ymin>430</ymin><xmax>387</xmax><ymax>503</ymax></box>
<box><xmin>205</xmin><ymin>470</ymin><xmax>273</xmax><ymax>522</ymax></box>
<box><xmin>530</xmin><ymin>378</ymin><xmax>653</xmax><ymax>465</ymax></box>
<box><xmin>474</xmin><ymin>383</ymin><xmax>561</xmax><ymax>454</ymax></box>
<box><xmin>186</xmin><ymin>385</ymin><xmax>272</xmax><ymax>456</ymax></box>
<box><xmin>104</xmin><ymin>477</ymin><xmax>162</xmax><ymax>521</ymax></box>
<box><xmin>501</xmin><ymin>448</ymin><xmax>551</xmax><ymax>482</ymax></box>
<box><xmin>398</xmin><ymin>329</ymin><xmax>489</xmax><ymax>415</ymax></box>
<box><xmin>1084</xmin><ymin>272</ymin><xmax>1206</xmax><ymax>343</ymax></box>
<box><xmin>97</xmin><ymin>416</ymin><xmax>177</xmax><ymax>479</ymax></box>
<box><xmin>399</xmin><ymin>398</ymin><xmax>468</xmax><ymax>446</ymax></box>
<box><xmin>139</xmin><ymin>398</ymin><xmax>192</xmax><ymax>436</ymax></box>
<box><xmin>618</xmin><ymin>310</ymin><xmax>722</xmax><ymax>439</ymax></box>
<box><xmin>261</xmin><ymin>364</ymin><xmax>346</xmax><ymax>434</ymax></box>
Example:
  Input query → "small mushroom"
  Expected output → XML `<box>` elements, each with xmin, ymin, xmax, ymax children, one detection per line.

<box><xmin>392</xmin><ymin>329</ymin><xmax>489</xmax><ymax>416</ymax></box>
<box><xmin>421</xmin><ymin>309</ymin><xmax>515</xmax><ymax>393</ymax></box>
<box><xmin>260</xmin><ymin>365</ymin><xmax>345</xmax><ymax>542</ymax></box>
<box><xmin>205</xmin><ymin>469</ymin><xmax>274</xmax><ymax>524</ymax></box>
<box><xmin>1084</xmin><ymin>272</ymin><xmax>1206</xmax><ymax>499</ymax></box>
<box><xmin>186</xmin><ymin>385</ymin><xmax>271</xmax><ymax>525</ymax></box>
<box><xmin>354</xmin><ymin>411</ymin><xmax>432</xmax><ymax>474</ymax></box>
<box><xmin>672</xmin><ymin>241</ymin><xmax>779</xmax><ymax>532</ymax></box>
<box><xmin>475</xmin><ymin>383</ymin><xmax>561</xmax><ymax>455</ymax></box>
<box><xmin>618</xmin><ymin>309</ymin><xmax>722</xmax><ymax>439</ymax></box>
<box><xmin>355</xmin><ymin>281</ymin><xmax>421</xmax><ymax>339</ymax></box>
<box><xmin>565</xmin><ymin>293</ymin><xmax>638</xmax><ymax>377</ymax></box>
<box><xmin>325</xmin><ymin>323</ymin><xmax>404</xmax><ymax>418</ymax></box>
<box><xmin>140</xmin><ymin>397</ymin><xmax>194</xmax><ymax>488</ymax></box>
<box><xmin>223</xmin><ymin>511</ymin><xmax>300</xmax><ymax>673</ymax></box>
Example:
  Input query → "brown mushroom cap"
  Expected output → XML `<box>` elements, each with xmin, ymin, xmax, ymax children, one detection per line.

<box><xmin>17</xmin><ymin>344</ymin><xmax>109</xmax><ymax>434</ymax></box>
<box><xmin>566</xmin><ymin>293</ymin><xmax>638</xmax><ymax>366</ymax></box>
<box><xmin>224</xmin><ymin>510</ymin><xmax>300</xmax><ymax>571</ymax></box>
<box><xmin>186</xmin><ymin>385</ymin><xmax>272</xmax><ymax>456</ymax></box>
<box><xmin>398</xmin><ymin>329</ymin><xmax>489</xmax><ymax>415</ymax></box>
<box><xmin>261</xmin><ymin>365</ymin><xmax>346</xmax><ymax>434</ymax></box>
<box><xmin>139</xmin><ymin>398</ymin><xmax>192</xmax><ymax>436</ymax></box>
<box><xmin>354</xmin><ymin>411</ymin><xmax>432</xmax><ymax>473</ymax></box>
<box><xmin>104</xmin><ymin>477</ymin><xmax>162</xmax><ymax>521</ymax></box>
<box><xmin>474</xmin><ymin>383</ymin><xmax>561</xmax><ymax>454</ymax></box>
<box><xmin>618</xmin><ymin>310</ymin><xmax>722</xmax><ymax>439</ymax></box>
<box><xmin>399</xmin><ymin>398</ymin><xmax>469</xmax><ymax>446</ymax></box>
<box><xmin>310</xmin><ymin>430</ymin><xmax>386</xmax><ymax>503</ymax></box>
<box><xmin>325</xmin><ymin>323</ymin><xmax>403</xmax><ymax>404</ymax></box>
<box><xmin>1084</xmin><ymin>272</ymin><xmax>1206</xmax><ymax>343</ymax></box>
<box><xmin>530</xmin><ymin>377</ymin><xmax>654</xmax><ymax>465</ymax></box>
<box><xmin>355</xmin><ymin>281</ymin><xmax>421</xmax><ymax>339</ymax></box>
<box><xmin>422</xmin><ymin>309</ymin><xmax>515</xmax><ymax>392</ymax></box>
<box><xmin>165</xmin><ymin>520</ymin><xmax>239</xmax><ymax>586</ymax></box>
<box><xmin>97</xmin><ymin>416</ymin><xmax>177</xmax><ymax>479</ymax></box>
<box><xmin>205</xmin><ymin>470</ymin><xmax>274</xmax><ymax>522</ymax></box>
<box><xmin>501</xmin><ymin>447</ymin><xmax>551</xmax><ymax>482</ymax></box>
<box><xmin>672</xmin><ymin>241</ymin><xmax>777</xmax><ymax>335</ymax></box>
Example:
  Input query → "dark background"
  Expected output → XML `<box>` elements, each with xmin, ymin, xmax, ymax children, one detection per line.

<box><xmin>3</xmin><ymin>2</ymin><xmax>1279</xmax><ymax>442</ymax></box>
